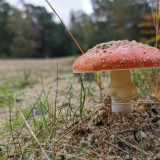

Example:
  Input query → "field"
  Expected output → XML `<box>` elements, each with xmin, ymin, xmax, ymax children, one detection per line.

<box><xmin>0</xmin><ymin>58</ymin><xmax>74</xmax><ymax>121</ymax></box>
<box><xmin>0</xmin><ymin>58</ymin><xmax>160</xmax><ymax>160</ymax></box>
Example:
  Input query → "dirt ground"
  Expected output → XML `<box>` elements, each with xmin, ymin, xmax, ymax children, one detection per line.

<box><xmin>0</xmin><ymin>58</ymin><xmax>160</xmax><ymax>160</ymax></box>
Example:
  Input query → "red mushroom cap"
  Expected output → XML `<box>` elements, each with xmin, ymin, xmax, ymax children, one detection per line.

<box><xmin>73</xmin><ymin>40</ymin><xmax>160</xmax><ymax>73</ymax></box>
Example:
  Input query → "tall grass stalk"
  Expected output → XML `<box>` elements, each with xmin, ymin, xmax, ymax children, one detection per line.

<box><xmin>79</xmin><ymin>74</ymin><xmax>86</xmax><ymax>120</ymax></box>
<box><xmin>45</xmin><ymin>0</ymin><xmax>103</xmax><ymax>90</ymax></box>
<box><xmin>53</xmin><ymin>60</ymin><xmax>59</xmax><ymax>160</ymax></box>
<box><xmin>98</xmin><ymin>73</ymin><xmax>103</xmax><ymax>103</ymax></box>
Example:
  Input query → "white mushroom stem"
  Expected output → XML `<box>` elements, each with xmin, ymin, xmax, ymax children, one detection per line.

<box><xmin>106</xmin><ymin>70</ymin><xmax>138</xmax><ymax>114</ymax></box>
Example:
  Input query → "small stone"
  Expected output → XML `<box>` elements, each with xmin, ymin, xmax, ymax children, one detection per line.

<box><xmin>81</xmin><ymin>140</ymin><xmax>86</xmax><ymax>146</ymax></box>
<box><xmin>152</xmin><ymin>108</ymin><xmax>159</xmax><ymax>114</ymax></box>
<box><xmin>150</xmin><ymin>135</ymin><xmax>154</xmax><ymax>139</ymax></box>
<box><xmin>133</xmin><ymin>157</ymin><xmax>137</xmax><ymax>160</ymax></box>
<box><xmin>117</xmin><ymin>156</ymin><xmax>121</xmax><ymax>160</ymax></box>
<box><xmin>141</xmin><ymin>131</ymin><xmax>147</xmax><ymax>138</ymax></box>
<box><xmin>110</xmin><ymin>134</ymin><xmax>115</xmax><ymax>140</ymax></box>
<box><xmin>108</xmin><ymin>147</ymin><xmax>113</xmax><ymax>153</ymax></box>
<box><xmin>95</xmin><ymin>139</ymin><xmax>98</xmax><ymax>144</ymax></box>
<box><xmin>125</xmin><ymin>155</ymin><xmax>130</xmax><ymax>159</ymax></box>
<box><xmin>64</xmin><ymin>150</ymin><xmax>67</xmax><ymax>153</ymax></box>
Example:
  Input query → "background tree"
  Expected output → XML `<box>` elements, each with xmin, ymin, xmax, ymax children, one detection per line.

<box><xmin>91</xmin><ymin>0</ymin><xmax>151</xmax><ymax>41</ymax></box>
<box><xmin>0</xmin><ymin>0</ymin><xmax>153</xmax><ymax>58</ymax></box>
<box><xmin>0</xmin><ymin>0</ymin><xmax>12</xmax><ymax>57</ymax></box>
<box><xmin>70</xmin><ymin>0</ymin><xmax>151</xmax><ymax>55</ymax></box>
<box><xmin>71</xmin><ymin>11</ymin><xmax>95</xmax><ymax>53</ymax></box>
<box><xmin>25</xmin><ymin>4</ymin><xmax>75</xmax><ymax>58</ymax></box>
<box><xmin>7</xmin><ymin>8</ymin><xmax>38</xmax><ymax>58</ymax></box>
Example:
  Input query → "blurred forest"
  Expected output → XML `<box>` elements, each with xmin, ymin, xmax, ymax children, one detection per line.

<box><xmin>0</xmin><ymin>0</ymin><xmax>155</xmax><ymax>58</ymax></box>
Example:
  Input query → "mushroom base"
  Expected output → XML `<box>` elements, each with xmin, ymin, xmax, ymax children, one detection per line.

<box><xmin>111</xmin><ymin>98</ymin><xmax>134</xmax><ymax>114</ymax></box>
<box><xmin>106</xmin><ymin>70</ymin><xmax>138</xmax><ymax>114</ymax></box>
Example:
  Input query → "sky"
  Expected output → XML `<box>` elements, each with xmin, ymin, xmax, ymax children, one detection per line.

<box><xmin>7</xmin><ymin>0</ymin><xmax>93</xmax><ymax>25</ymax></box>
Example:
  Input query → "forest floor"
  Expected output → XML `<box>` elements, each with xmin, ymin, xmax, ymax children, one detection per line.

<box><xmin>0</xmin><ymin>58</ymin><xmax>160</xmax><ymax>160</ymax></box>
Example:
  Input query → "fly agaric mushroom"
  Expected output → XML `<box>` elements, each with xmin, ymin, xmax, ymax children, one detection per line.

<box><xmin>73</xmin><ymin>40</ymin><xmax>160</xmax><ymax>114</ymax></box>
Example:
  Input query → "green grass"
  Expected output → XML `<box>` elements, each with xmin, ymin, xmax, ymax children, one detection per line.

<box><xmin>132</xmin><ymin>68</ymin><xmax>160</xmax><ymax>96</ymax></box>
<box><xmin>0</xmin><ymin>70</ymin><xmax>91</xmax><ymax>159</ymax></box>
<box><xmin>0</xmin><ymin>69</ymin><xmax>37</xmax><ymax>105</ymax></box>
